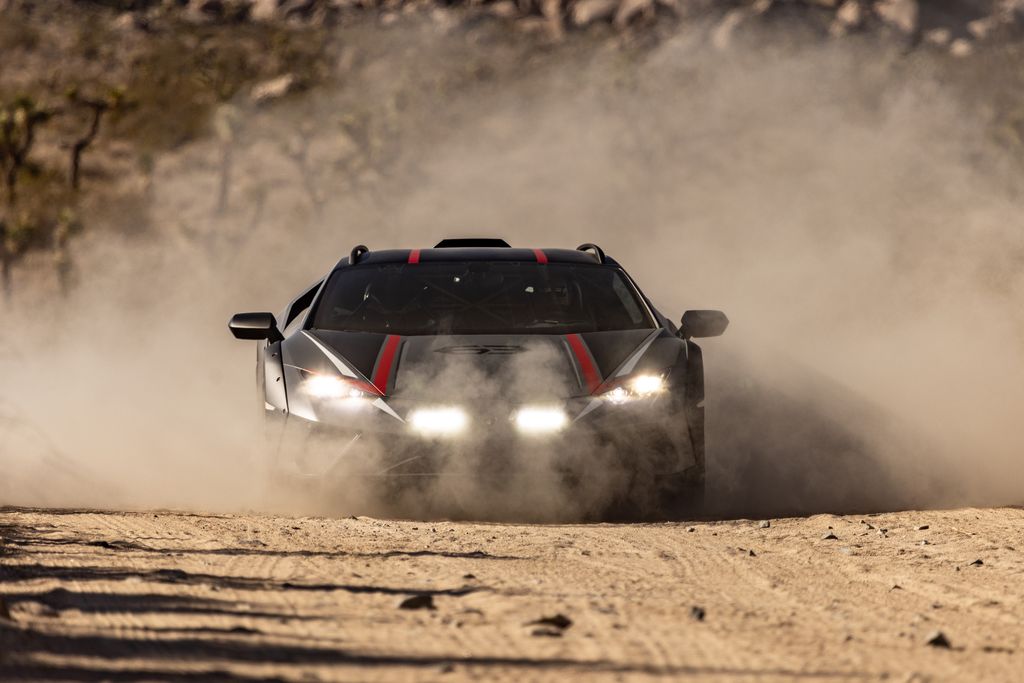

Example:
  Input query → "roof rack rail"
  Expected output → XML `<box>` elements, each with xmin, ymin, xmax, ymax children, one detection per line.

<box><xmin>434</xmin><ymin>238</ymin><xmax>511</xmax><ymax>248</ymax></box>
<box><xmin>350</xmin><ymin>244</ymin><xmax>369</xmax><ymax>264</ymax></box>
<box><xmin>576</xmin><ymin>243</ymin><xmax>605</xmax><ymax>263</ymax></box>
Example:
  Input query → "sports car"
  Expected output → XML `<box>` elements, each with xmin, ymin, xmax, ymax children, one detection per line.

<box><xmin>229</xmin><ymin>239</ymin><xmax>727</xmax><ymax>519</ymax></box>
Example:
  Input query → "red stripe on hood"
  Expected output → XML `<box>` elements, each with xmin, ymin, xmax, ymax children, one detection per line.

<box><xmin>533</xmin><ymin>249</ymin><xmax>548</xmax><ymax>264</ymax></box>
<box><xmin>408</xmin><ymin>249</ymin><xmax>421</xmax><ymax>264</ymax></box>
<box><xmin>373</xmin><ymin>335</ymin><xmax>402</xmax><ymax>395</ymax></box>
<box><xmin>566</xmin><ymin>333</ymin><xmax>601</xmax><ymax>394</ymax></box>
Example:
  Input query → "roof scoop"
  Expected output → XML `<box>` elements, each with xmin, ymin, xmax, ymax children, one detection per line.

<box><xmin>434</xmin><ymin>238</ymin><xmax>511</xmax><ymax>248</ymax></box>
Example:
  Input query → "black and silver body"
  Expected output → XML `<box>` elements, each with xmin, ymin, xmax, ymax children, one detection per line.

<box><xmin>230</xmin><ymin>240</ymin><xmax>727</xmax><ymax>519</ymax></box>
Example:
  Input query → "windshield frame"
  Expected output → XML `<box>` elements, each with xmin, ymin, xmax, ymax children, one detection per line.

<box><xmin>304</xmin><ymin>260</ymin><xmax>659</xmax><ymax>336</ymax></box>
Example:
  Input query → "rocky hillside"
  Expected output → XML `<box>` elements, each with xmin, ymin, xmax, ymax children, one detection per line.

<box><xmin>1</xmin><ymin>0</ymin><xmax>1023</xmax><ymax>300</ymax></box>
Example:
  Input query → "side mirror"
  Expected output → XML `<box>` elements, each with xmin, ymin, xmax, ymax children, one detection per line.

<box><xmin>680</xmin><ymin>310</ymin><xmax>729</xmax><ymax>339</ymax></box>
<box><xmin>229</xmin><ymin>312</ymin><xmax>284</xmax><ymax>342</ymax></box>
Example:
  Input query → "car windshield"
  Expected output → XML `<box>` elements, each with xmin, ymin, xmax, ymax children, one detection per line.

<box><xmin>310</xmin><ymin>261</ymin><xmax>656</xmax><ymax>335</ymax></box>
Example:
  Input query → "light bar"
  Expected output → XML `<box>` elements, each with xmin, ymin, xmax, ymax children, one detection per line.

<box><xmin>514</xmin><ymin>406</ymin><xmax>569</xmax><ymax>434</ymax></box>
<box><xmin>408</xmin><ymin>407</ymin><xmax>469</xmax><ymax>436</ymax></box>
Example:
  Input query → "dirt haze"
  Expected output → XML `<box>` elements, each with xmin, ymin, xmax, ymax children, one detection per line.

<box><xmin>1</xmin><ymin>18</ymin><xmax>1023</xmax><ymax>519</ymax></box>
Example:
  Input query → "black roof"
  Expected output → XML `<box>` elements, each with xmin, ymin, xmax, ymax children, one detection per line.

<box><xmin>336</xmin><ymin>246</ymin><xmax>618</xmax><ymax>269</ymax></box>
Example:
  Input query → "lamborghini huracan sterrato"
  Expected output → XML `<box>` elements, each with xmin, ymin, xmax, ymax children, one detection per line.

<box><xmin>229</xmin><ymin>239</ymin><xmax>727</xmax><ymax>519</ymax></box>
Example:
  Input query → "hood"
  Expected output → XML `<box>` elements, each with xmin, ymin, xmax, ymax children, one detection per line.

<box><xmin>284</xmin><ymin>328</ymin><xmax>666</xmax><ymax>403</ymax></box>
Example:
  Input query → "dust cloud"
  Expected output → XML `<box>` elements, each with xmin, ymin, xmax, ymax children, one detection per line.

<box><xmin>0</xmin><ymin>19</ymin><xmax>1021</xmax><ymax>519</ymax></box>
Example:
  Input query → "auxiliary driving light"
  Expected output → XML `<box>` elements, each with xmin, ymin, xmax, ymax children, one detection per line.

<box><xmin>514</xmin><ymin>406</ymin><xmax>569</xmax><ymax>434</ymax></box>
<box><xmin>408</xmin><ymin>407</ymin><xmax>469</xmax><ymax>436</ymax></box>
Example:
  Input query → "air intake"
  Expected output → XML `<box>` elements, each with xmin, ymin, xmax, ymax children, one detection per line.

<box><xmin>434</xmin><ymin>238</ymin><xmax>511</xmax><ymax>248</ymax></box>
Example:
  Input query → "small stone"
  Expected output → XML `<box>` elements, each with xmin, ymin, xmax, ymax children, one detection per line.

<box><xmin>528</xmin><ymin>614</ymin><xmax>572</xmax><ymax>630</ymax></box>
<box><xmin>463</xmin><ymin>573</ymin><xmax>476</xmax><ymax>580</ymax></box>
<box><xmin>925</xmin><ymin>630</ymin><xmax>951</xmax><ymax>648</ymax></box>
<box><xmin>686</xmin><ymin>527</ymin><xmax>696</xmax><ymax>533</ymax></box>
<box><xmin>919</xmin><ymin>540</ymin><xmax>930</xmax><ymax>546</ymax></box>
<box><xmin>690</xmin><ymin>605</ymin><xmax>706</xmax><ymax>621</ymax></box>
<box><xmin>748</xmin><ymin>549</ymin><xmax>757</xmax><ymax>557</ymax></box>
<box><xmin>916</xmin><ymin>525</ymin><xmax>929</xmax><ymax>531</ymax></box>
<box><xmin>759</xmin><ymin>520</ymin><xmax>771</xmax><ymax>529</ymax></box>
<box><xmin>822</xmin><ymin>533</ymin><xmax>839</xmax><ymax>540</ymax></box>
<box><xmin>399</xmin><ymin>594</ymin><xmax>436</xmax><ymax>610</ymax></box>
<box><xmin>969</xmin><ymin>559</ymin><xmax>984</xmax><ymax>567</ymax></box>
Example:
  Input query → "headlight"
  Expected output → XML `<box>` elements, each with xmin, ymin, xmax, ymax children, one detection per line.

<box><xmin>408</xmin><ymin>407</ymin><xmax>468</xmax><ymax>436</ymax></box>
<box><xmin>514</xmin><ymin>406</ymin><xmax>568</xmax><ymax>434</ymax></box>
<box><xmin>301</xmin><ymin>374</ymin><xmax>377</xmax><ymax>400</ymax></box>
<box><xmin>600</xmin><ymin>373</ymin><xmax>666</xmax><ymax>404</ymax></box>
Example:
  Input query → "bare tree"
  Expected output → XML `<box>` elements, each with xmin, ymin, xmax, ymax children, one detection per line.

<box><xmin>66</xmin><ymin>88</ymin><xmax>124</xmax><ymax>192</ymax></box>
<box><xmin>0</xmin><ymin>97</ymin><xmax>52</xmax><ymax>301</ymax></box>
<box><xmin>0</xmin><ymin>96</ymin><xmax>52</xmax><ymax>206</ymax></box>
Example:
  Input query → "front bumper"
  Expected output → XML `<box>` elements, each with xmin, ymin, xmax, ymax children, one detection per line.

<box><xmin>268</xmin><ymin>397</ymin><xmax>695</xmax><ymax>480</ymax></box>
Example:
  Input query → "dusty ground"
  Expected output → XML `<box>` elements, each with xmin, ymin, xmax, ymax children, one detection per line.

<box><xmin>1</xmin><ymin>506</ymin><xmax>1023</xmax><ymax>681</ymax></box>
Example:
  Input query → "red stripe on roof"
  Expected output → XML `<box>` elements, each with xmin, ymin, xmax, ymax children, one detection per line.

<box><xmin>372</xmin><ymin>335</ymin><xmax>402</xmax><ymax>395</ymax></box>
<box><xmin>566</xmin><ymin>333</ymin><xmax>601</xmax><ymax>394</ymax></box>
<box><xmin>408</xmin><ymin>249</ymin><xmax>421</xmax><ymax>264</ymax></box>
<box><xmin>533</xmin><ymin>249</ymin><xmax>548</xmax><ymax>264</ymax></box>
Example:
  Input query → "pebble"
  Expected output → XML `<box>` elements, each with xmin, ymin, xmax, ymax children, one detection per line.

<box><xmin>925</xmin><ymin>630</ymin><xmax>952</xmax><ymax>648</ymax></box>
<box><xmin>399</xmin><ymin>594</ymin><xmax>436</xmax><ymax>610</ymax></box>
<box><xmin>528</xmin><ymin>614</ymin><xmax>572</xmax><ymax>630</ymax></box>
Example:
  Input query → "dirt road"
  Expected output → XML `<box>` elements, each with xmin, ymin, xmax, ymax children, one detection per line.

<box><xmin>1</xmin><ymin>506</ymin><xmax>1022</xmax><ymax>681</ymax></box>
